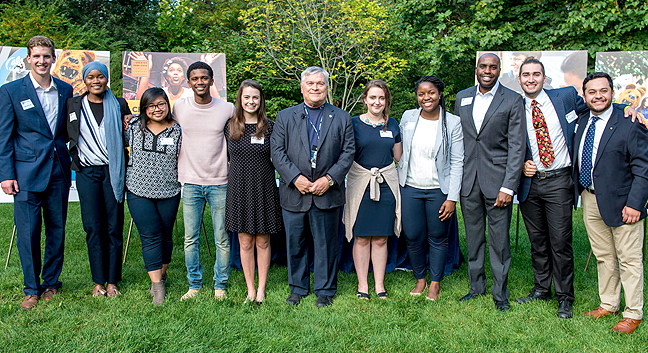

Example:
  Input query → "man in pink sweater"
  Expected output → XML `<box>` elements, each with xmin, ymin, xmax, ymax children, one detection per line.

<box><xmin>172</xmin><ymin>62</ymin><xmax>235</xmax><ymax>301</ymax></box>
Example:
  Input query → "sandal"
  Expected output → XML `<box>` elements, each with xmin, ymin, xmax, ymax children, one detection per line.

<box><xmin>376</xmin><ymin>292</ymin><xmax>387</xmax><ymax>300</ymax></box>
<box><xmin>93</xmin><ymin>284</ymin><xmax>107</xmax><ymax>297</ymax></box>
<box><xmin>106</xmin><ymin>284</ymin><xmax>121</xmax><ymax>298</ymax></box>
<box><xmin>357</xmin><ymin>291</ymin><xmax>370</xmax><ymax>300</ymax></box>
<box><xmin>410</xmin><ymin>282</ymin><xmax>428</xmax><ymax>296</ymax></box>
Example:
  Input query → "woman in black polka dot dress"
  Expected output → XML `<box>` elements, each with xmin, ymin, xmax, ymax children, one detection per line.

<box><xmin>224</xmin><ymin>80</ymin><xmax>282</xmax><ymax>304</ymax></box>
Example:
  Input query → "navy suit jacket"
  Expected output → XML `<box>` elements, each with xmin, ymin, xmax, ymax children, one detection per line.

<box><xmin>518</xmin><ymin>87</ymin><xmax>587</xmax><ymax>202</ymax></box>
<box><xmin>0</xmin><ymin>75</ymin><xmax>73</xmax><ymax>192</ymax></box>
<box><xmin>572</xmin><ymin>107</ymin><xmax>648</xmax><ymax>227</ymax></box>
<box><xmin>270</xmin><ymin>102</ymin><xmax>355</xmax><ymax>212</ymax></box>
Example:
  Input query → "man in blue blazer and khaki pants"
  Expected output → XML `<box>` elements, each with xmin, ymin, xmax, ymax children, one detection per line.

<box><xmin>574</xmin><ymin>72</ymin><xmax>648</xmax><ymax>334</ymax></box>
<box><xmin>0</xmin><ymin>36</ymin><xmax>73</xmax><ymax>309</ymax></box>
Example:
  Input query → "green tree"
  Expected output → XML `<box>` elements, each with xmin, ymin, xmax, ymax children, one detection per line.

<box><xmin>240</xmin><ymin>0</ymin><xmax>407</xmax><ymax>112</ymax></box>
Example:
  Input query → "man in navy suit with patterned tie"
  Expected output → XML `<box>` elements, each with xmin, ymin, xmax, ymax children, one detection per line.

<box><xmin>574</xmin><ymin>72</ymin><xmax>648</xmax><ymax>334</ymax></box>
<box><xmin>0</xmin><ymin>36</ymin><xmax>74</xmax><ymax>309</ymax></box>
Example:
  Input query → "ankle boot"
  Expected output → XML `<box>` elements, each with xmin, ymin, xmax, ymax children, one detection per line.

<box><xmin>150</xmin><ymin>273</ymin><xmax>167</xmax><ymax>296</ymax></box>
<box><xmin>152</xmin><ymin>281</ymin><xmax>166</xmax><ymax>305</ymax></box>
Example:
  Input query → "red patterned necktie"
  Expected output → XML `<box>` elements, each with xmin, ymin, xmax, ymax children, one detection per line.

<box><xmin>532</xmin><ymin>100</ymin><xmax>555</xmax><ymax>167</ymax></box>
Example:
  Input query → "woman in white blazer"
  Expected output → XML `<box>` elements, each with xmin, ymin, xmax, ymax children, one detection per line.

<box><xmin>399</xmin><ymin>76</ymin><xmax>464</xmax><ymax>301</ymax></box>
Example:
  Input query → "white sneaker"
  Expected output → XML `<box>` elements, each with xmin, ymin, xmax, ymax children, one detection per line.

<box><xmin>214</xmin><ymin>289</ymin><xmax>227</xmax><ymax>300</ymax></box>
<box><xmin>181</xmin><ymin>289</ymin><xmax>200</xmax><ymax>301</ymax></box>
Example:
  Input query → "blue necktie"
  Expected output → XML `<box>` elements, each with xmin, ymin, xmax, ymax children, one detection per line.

<box><xmin>579</xmin><ymin>116</ymin><xmax>600</xmax><ymax>189</ymax></box>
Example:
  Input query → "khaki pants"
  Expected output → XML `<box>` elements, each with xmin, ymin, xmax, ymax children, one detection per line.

<box><xmin>581</xmin><ymin>191</ymin><xmax>644</xmax><ymax>320</ymax></box>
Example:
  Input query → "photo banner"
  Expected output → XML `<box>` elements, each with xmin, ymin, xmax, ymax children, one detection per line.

<box><xmin>476</xmin><ymin>50</ymin><xmax>589</xmax><ymax>96</ymax></box>
<box><xmin>0</xmin><ymin>47</ymin><xmax>110</xmax><ymax>203</ymax></box>
<box><xmin>122</xmin><ymin>51</ymin><xmax>227</xmax><ymax>114</ymax></box>
<box><xmin>595</xmin><ymin>51</ymin><xmax>648</xmax><ymax>116</ymax></box>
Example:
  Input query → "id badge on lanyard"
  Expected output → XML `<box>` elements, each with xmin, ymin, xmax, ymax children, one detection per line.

<box><xmin>310</xmin><ymin>145</ymin><xmax>318</xmax><ymax>169</ymax></box>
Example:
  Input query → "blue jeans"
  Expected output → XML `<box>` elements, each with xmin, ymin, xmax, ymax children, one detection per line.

<box><xmin>182</xmin><ymin>184</ymin><xmax>230</xmax><ymax>290</ymax></box>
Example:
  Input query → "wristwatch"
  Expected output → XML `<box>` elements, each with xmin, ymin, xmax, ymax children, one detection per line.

<box><xmin>325</xmin><ymin>174</ymin><xmax>334</xmax><ymax>186</ymax></box>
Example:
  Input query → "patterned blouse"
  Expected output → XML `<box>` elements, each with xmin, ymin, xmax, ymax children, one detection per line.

<box><xmin>125</xmin><ymin>119</ymin><xmax>182</xmax><ymax>199</ymax></box>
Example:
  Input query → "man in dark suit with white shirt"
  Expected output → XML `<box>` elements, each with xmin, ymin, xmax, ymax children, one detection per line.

<box><xmin>270</xmin><ymin>66</ymin><xmax>355</xmax><ymax>308</ymax></box>
<box><xmin>454</xmin><ymin>53</ymin><xmax>526</xmax><ymax>311</ymax></box>
<box><xmin>0</xmin><ymin>36</ymin><xmax>73</xmax><ymax>309</ymax></box>
<box><xmin>574</xmin><ymin>72</ymin><xmax>648</xmax><ymax>334</ymax></box>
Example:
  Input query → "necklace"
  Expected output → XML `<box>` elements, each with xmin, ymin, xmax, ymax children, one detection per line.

<box><xmin>363</xmin><ymin>116</ymin><xmax>385</xmax><ymax>128</ymax></box>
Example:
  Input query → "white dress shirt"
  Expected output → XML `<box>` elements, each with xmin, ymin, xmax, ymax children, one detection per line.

<box><xmin>472</xmin><ymin>81</ymin><xmax>499</xmax><ymax>133</ymax></box>
<box><xmin>29</xmin><ymin>72</ymin><xmax>58</xmax><ymax>135</ymax></box>
<box><xmin>578</xmin><ymin>105</ymin><xmax>613</xmax><ymax>191</ymax></box>
<box><xmin>406</xmin><ymin>115</ymin><xmax>439</xmax><ymax>189</ymax></box>
<box><xmin>525</xmin><ymin>90</ymin><xmax>571</xmax><ymax>171</ymax></box>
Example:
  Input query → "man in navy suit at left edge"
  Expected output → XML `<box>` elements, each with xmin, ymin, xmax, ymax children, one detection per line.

<box><xmin>0</xmin><ymin>36</ymin><xmax>73</xmax><ymax>309</ymax></box>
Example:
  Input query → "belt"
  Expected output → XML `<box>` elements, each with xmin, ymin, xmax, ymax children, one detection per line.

<box><xmin>534</xmin><ymin>167</ymin><xmax>571</xmax><ymax>180</ymax></box>
<box><xmin>584</xmin><ymin>188</ymin><xmax>595</xmax><ymax>194</ymax></box>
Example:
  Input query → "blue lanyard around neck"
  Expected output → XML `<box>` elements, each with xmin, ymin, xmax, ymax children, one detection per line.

<box><xmin>304</xmin><ymin>106</ymin><xmax>323</xmax><ymax>140</ymax></box>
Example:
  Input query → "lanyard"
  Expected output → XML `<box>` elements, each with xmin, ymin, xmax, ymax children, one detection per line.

<box><xmin>304</xmin><ymin>106</ymin><xmax>323</xmax><ymax>141</ymax></box>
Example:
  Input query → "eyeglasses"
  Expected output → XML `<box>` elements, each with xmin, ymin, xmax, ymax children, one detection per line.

<box><xmin>145</xmin><ymin>102</ymin><xmax>168</xmax><ymax>111</ymax></box>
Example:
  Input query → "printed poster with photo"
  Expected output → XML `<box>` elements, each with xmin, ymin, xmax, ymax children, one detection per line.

<box><xmin>476</xmin><ymin>50</ymin><xmax>589</xmax><ymax>96</ymax></box>
<box><xmin>0</xmin><ymin>47</ymin><xmax>110</xmax><ymax>203</ymax></box>
<box><xmin>595</xmin><ymin>51</ymin><xmax>648</xmax><ymax>117</ymax></box>
<box><xmin>122</xmin><ymin>51</ymin><xmax>227</xmax><ymax>114</ymax></box>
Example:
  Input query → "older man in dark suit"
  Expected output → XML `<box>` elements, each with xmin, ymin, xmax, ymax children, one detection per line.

<box><xmin>271</xmin><ymin>66</ymin><xmax>355</xmax><ymax>308</ymax></box>
<box><xmin>574</xmin><ymin>72</ymin><xmax>648</xmax><ymax>334</ymax></box>
<box><xmin>454</xmin><ymin>53</ymin><xmax>526</xmax><ymax>312</ymax></box>
<box><xmin>0</xmin><ymin>36</ymin><xmax>73</xmax><ymax>309</ymax></box>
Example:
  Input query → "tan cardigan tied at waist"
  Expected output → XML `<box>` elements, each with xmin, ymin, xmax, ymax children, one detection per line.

<box><xmin>342</xmin><ymin>161</ymin><xmax>401</xmax><ymax>241</ymax></box>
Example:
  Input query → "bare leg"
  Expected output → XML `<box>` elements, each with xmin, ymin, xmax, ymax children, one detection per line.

<box><xmin>161</xmin><ymin>263</ymin><xmax>168</xmax><ymax>276</ymax></box>
<box><xmin>148</xmin><ymin>269</ymin><xmax>163</xmax><ymax>282</ymax></box>
<box><xmin>353</xmin><ymin>236</ymin><xmax>371</xmax><ymax>295</ymax></box>
<box><xmin>238</xmin><ymin>232</ymin><xmax>256</xmax><ymax>300</ymax></box>
<box><xmin>371</xmin><ymin>236</ymin><xmax>388</xmax><ymax>295</ymax></box>
<box><xmin>255</xmin><ymin>233</ymin><xmax>271</xmax><ymax>302</ymax></box>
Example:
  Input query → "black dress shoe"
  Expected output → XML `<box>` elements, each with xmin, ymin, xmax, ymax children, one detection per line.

<box><xmin>515</xmin><ymin>289</ymin><xmax>551</xmax><ymax>304</ymax></box>
<box><xmin>495</xmin><ymin>300</ymin><xmax>510</xmax><ymax>312</ymax></box>
<box><xmin>315</xmin><ymin>295</ymin><xmax>333</xmax><ymax>308</ymax></box>
<box><xmin>557</xmin><ymin>300</ymin><xmax>573</xmax><ymax>319</ymax></box>
<box><xmin>286</xmin><ymin>293</ymin><xmax>304</xmax><ymax>306</ymax></box>
<box><xmin>459</xmin><ymin>292</ymin><xmax>483</xmax><ymax>302</ymax></box>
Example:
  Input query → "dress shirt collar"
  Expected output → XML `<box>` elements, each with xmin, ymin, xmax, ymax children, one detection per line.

<box><xmin>476</xmin><ymin>80</ymin><xmax>499</xmax><ymax>98</ymax></box>
<box><xmin>589</xmin><ymin>105</ymin><xmax>613</xmax><ymax>122</ymax></box>
<box><xmin>29</xmin><ymin>72</ymin><xmax>57</xmax><ymax>92</ymax></box>
<box><xmin>525</xmin><ymin>89</ymin><xmax>549</xmax><ymax>109</ymax></box>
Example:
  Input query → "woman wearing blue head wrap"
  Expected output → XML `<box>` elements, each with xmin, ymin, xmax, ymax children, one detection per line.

<box><xmin>67</xmin><ymin>61</ymin><xmax>133</xmax><ymax>298</ymax></box>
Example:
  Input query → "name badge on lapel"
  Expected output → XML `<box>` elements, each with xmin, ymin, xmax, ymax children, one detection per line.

<box><xmin>461</xmin><ymin>97</ymin><xmax>473</xmax><ymax>106</ymax></box>
<box><xmin>566</xmin><ymin>110</ymin><xmax>577</xmax><ymax>123</ymax></box>
<box><xmin>404</xmin><ymin>122</ymin><xmax>416</xmax><ymax>130</ymax></box>
<box><xmin>69</xmin><ymin>112</ymin><xmax>78</xmax><ymax>122</ymax></box>
<box><xmin>20</xmin><ymin>99</ymin><xmax>34</xmax><ymax>110</ymax></box>
<box><xmin>251</xmin><ymin>136</ymin><xmax>264</xmax><ymax>144</ymax></box>
<box><xmin>379</xmin><ymin>130</ymin><xmax>393</xmax><ymax>138</ymax></box>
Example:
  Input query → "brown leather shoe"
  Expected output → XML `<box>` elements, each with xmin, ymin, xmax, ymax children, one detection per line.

<box><xmin>611</xmin><ymin>318</ymin><xmax>642</xmax><ymax>334</ymax></box>
<box><xmin>583</xmin><ymin>306</ymin><xmax>619</xmax><ymax>319</ymax></box>
<box><xmin>42</xmin><ymin>288</ymin><xmax>58</xmax><ymax>301</ymax></box>
<box><xmin>21</xmin><ymin>295</ymin><xmax>40</xmax><ymax>309</ymax></box>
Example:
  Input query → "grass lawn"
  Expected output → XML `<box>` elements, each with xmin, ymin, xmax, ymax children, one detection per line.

<box><xmin>0</xmin><ymin>202</ymin><xmax>646</xmax><ymax>352</ymax></box>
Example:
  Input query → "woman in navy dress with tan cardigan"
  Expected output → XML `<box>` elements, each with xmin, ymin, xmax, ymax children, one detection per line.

<box><xmin>343</xmin><ymin>80</ymin><xmax>402</xmax><ymax>300</ymax></box>
<box><xmin>399</xmin><ymin>76</ymin><xmax>464</xmax><ymax>301</ymax></box>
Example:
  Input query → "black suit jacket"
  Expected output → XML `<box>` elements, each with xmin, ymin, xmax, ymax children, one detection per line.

<box><xmin>66</xmin><ymin>93</ymin><xmax>129</xmax><ymax>171</ymax></box>
<box><xmin>572</xmin><ymin>107</ymin><xmax>648</xmax><ymax>227</ymax></box>
<box><xmin>270</xmin><ymin>102</ymin><xmax>355</xmax><ymax>212</ymax></box>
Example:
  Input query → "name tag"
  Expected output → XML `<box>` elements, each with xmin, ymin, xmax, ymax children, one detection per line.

<box><xmin>566</xmin><ymin>110</ymin><xmax>577</xmax><ymax>123</ymax></box>
<box><xmin>160</xmin><ymin>137</ymin><xmax>174</xmax><ymax>146</ymax></box>
<box><xmin>461</xmin><ymin>97</ymin><xmax>473</xmax><ymax>106</ymax></box>
<box><xmin>404</xmin><ymin>122</ymin><xmax>416</xmax><ymax>130</ymax></box>
<box><xmin>379</xmin><ymin>130</ymin><xmax>393</xmax><ymax>138</ymax></box>
<box><xmin>251</xmin><ymin>136</ymin><xmax>265</xmax><ymax>144</ymax></box>
<box><xmin>69</xmin><ymin>112</ymin><xmax>78</xmax><ymax>122</ymax></box>
<box><xmin>20</xmin><ymin>99</ymin><xmax>34</xmax><ymax>110</ymax></box>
